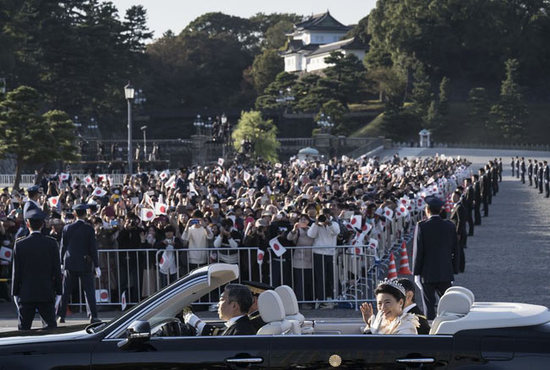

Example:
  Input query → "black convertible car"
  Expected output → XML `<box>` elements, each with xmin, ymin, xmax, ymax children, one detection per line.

<box><xmin>1</xmin><ymin>263</ymin><xmax>550</xmax><ymax>369</ymax></box>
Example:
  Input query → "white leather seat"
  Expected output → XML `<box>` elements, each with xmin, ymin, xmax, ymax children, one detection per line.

<box><xmin>275</xmin><ymin>285</ymin><xmax>306</xmax><ymax>334</ymax></box>
<box><xmin>445</xmin><ymin>286</ymin><xmax>475</xmax><ymax>304</ymax></box>
<box><xmin>256</xmin><ymin>290</ymin><xmax>292</xmax><ymax>335</ymax></box>
<box><xmin>430</xmin><ymin>291</ymin><xmax>472</xmax><ymax>335</ymax></box>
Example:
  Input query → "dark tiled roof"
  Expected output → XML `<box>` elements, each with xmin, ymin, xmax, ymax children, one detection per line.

<box><xmin>294</xmin><ymin>11</ymin><xmax>350</xmax><ymax>32</ymax></box>
<box><xmin>307</xmin><ymin>37</ymin><xmax>367</xmax><ymax>57</ymax></box>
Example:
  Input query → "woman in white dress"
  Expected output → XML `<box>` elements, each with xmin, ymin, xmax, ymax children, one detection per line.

<box><xmin>361</xmin><ymin>279</ymin><xmax>419</xmax><ymax>334</ymax></box>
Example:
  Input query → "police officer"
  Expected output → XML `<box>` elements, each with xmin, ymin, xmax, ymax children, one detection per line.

<box><xmin>511</xmin><ymin>157</ymin><xmax>515</xmax><ymax>177</ymax></box>
<box><xmin>544</xmin><ymin>160</ymin><xmax>550</xmax><ymax>198</ymax></box>
<box><xmin>515</xmin><ymin>156</ymin><xmax>520</xmax><ymax>179</ymax></box>
<box><xmin>498</xmin><ymin>158</ymin><xmax>503</xmax><ymax>182</ymax></box>
<box><xmin>463</xmin><ymin>178</ymin><xmax>475</xmax><ymax>236</ymax></box>
<box><xmin>23</xmin><ymin>185</ymin><xmax>42</xmax><ymax>218</ymax></box>
<box><xmin>527</xmin><ymin>159</ymin><xmax>533</xmax><ymax>186</ymax></box>
<box><xmin>538</xmin><ymin>160</ymin><xmax>544</xmax><ymax>194</ymax></box>
<box><xmin>520</xmin><ymin>157</ymin><xmax>526</xmax><ymax>184</ymax></box>
<box><xmin>479</xmin><ymin>168</ymin><xmax>489</xmax><ymax>217</ymax></box>
<box><xmin>534</xmin><ymin>160</ymin><xmax>539</xmax><ymax>189</ymax></box>
<box><xmin>57</xmin><ymin>204</ymin><xmax>101</xmax><ymax>324</ymax></box>
<box><xmin>11</xmin><ymin>209</ymin><xmax>62</xmax><ymax>330</ymax></box>
<box><xmin>472</xmin><ymin>174</ymin><xmax>482</xmax><ymax>226</ymax></box>
<box><xmin>450</xmin><ymin>190</ymin><xmax>467</xmax><ymax>273</ymax></box>
<box><xmin>243</xmin><ymin>281</ymin><xmax>273</xmax><ymax>332</ymax></box>
<box><xmin>413</xmin><ymin>196</ymin><xmax>459</xmax><ymax>320</ymax></box>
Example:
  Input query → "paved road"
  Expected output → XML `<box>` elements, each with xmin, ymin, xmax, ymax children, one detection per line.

<box><xmin>394</xmin><ymin>147</ymin><xmax>550</xmax><ymax>307</ymax></box>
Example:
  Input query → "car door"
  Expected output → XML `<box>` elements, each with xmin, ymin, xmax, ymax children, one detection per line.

<box><xmin>91</xmin><ymin>334</ymin><xmax>271</xmax><ymax>369</ymax></box>
<box><xmin>268</xmin><ymin>334</ymin><xmax>453</xmax><ymax>369</ymax></box>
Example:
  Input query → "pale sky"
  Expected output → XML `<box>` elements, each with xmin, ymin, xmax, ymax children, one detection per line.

<box><xmin>110</xmin><ymin>0</ymin><xmax>376</xmax><ymax>39</ymax></box>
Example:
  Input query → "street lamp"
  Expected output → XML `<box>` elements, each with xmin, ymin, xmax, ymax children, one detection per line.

<box><xmin>193</xmin><ymin>114</ymin><xmax>204</xmax><ymax>135</ymax></box>
<box><xmin>73</xmin><ymin>115</ymin><xmax>81</xmax><ymax>128</ymax></box>
<box><xmin>124</xmin><ymin>81</ymin><xmax>135</xmax><ymax>174</ymax></box>
<box><xmin>317</xmin><ymin>113</ymin><xmax>334</xmax><ymax>134</ymax></box>
<box><xmin>141</xmin><ymin>125</ymin><xmax>148</xmax><ymax>161</ymax></box>
<box><xmin>205</xmin><ymin>117</ymin><xmax>213</xmax><ymax>138</ymax></box>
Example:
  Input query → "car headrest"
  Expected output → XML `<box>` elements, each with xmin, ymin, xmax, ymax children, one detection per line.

<box><xmin>275</xmin><ymin>285</ymin><xmax>300</xmax><ymax>316</ymax></box>
<box><xmin>258</xmin><ymin>290</ymin><xmax>285</xmax><ymax>323</ymax></box>
<box><xmin>437</xmin><ymin>291</ymin><xmax>472</xmax><ymax>316</ymax></box>
<box><xmin>445</xmin><ymin>286</ymin><xmax>475</xmax><ymax>303</ymax></box>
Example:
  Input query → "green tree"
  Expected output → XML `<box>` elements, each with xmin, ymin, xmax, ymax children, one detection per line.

<box><xmin>323</xmin><ymin>51</ymin><xmax>367</xmax><ymax>105</ymax></box>
<box><xmin>490</xmin><ymin>59</ymin><xmax>528</xmax><ymax>142</ymax></box>
<box><xmin>250</xmin><ymin>49</ymin><xmax>284</xmax><ymax>93</ymax></box>
<box><xmin>263</xmin><ymin>20</ymin><xmax>295</xmax><ymax>49</ymax></box>
<box><xmin>410</xmin><ymin>64</ymin><xmax>433</xmax><ymax>123</ymax></box>
<box><xmin>0</xmin><ymin>86</ymin><xmax>78</xmax><ymax>189</ymax></box>
<box><xmin>232</xmin><ymin>110</ymin><xmax>279</xmax><ymax>162</ymax></box>
<box><xmin>314</xmin><ymin>99</ymin><xmax>348</xmax><ymax>135</ymax></box>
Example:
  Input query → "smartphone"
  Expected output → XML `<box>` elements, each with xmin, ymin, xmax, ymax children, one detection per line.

<box><xmin>190</xmin><ymin>219</ymin><xmax>200</xmax><ymax>226</ymax></box>
<box><xmin>110</xmin><ymin>220</ymin><xmax>118</xmax><ymax>226</ymax></box>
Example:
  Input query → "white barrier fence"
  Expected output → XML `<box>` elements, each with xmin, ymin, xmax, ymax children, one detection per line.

<box><xmin>0</xmin><ymin>174</ymin><xmax>127</xmax><ymax>188</ymax></box>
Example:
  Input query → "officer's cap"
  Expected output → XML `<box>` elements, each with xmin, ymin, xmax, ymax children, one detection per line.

<box><xmin>25</xmin><ymin>208</ymin><xmax>46</xmax><ymax>220</ymax></box>
<box><xmin>27</xmin><ymin>185</ymin><xmax>40</xmax><ymax>194</ymax></box>
<box><xmin>72</xmin><ymin>203</ymin><xmax>89</xmax><ymax>211</ymax></box>
<box><xmin>424</xmin><ymin>196</ymin><xmax>444</xmax><ymax>209</ymax></box>
<box><xmin>242</xmin><ymin>281</ymin><xmax>273</xmax><ymax>295</ymax></box>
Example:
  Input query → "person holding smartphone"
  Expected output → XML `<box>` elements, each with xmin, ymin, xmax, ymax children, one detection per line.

<box><xmin>182</xmin><ymin>210</ymin><xmax>213</xmax><ymax>271</ymax></box>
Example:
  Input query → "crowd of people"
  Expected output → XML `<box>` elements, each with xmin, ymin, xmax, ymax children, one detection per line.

<box><xmin>1</xmin><ymin>154</ymin><xmax>472</xmax><ymax>317</ymax></box>
<box><xmin>511</xmin><ymin>157</ymin><xmax>550</xmax><ymax>197</ymax></box>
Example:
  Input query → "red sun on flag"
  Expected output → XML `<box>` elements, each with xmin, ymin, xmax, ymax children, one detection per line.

<box><xmin>351</xmin><ymin>218</ymin><xmax>357</xmax><ymax>225</ymax></box>
<box><xmin>5</xmin><ymin>251</ymin><xmax>11</xmax><ymax>258</ymax></box>
<box><xmin>272</xmin><ymin>243</ymin><xmax>280</xmax><ymax>251</ymax></box>
<box><xmin>146</xmin><ymin>211</ymin><xmax>153</xmax><ymax>218</ymax></box>
<box><xmin>95</xmin><ymin>190</ymin><xmax>101</xmax><ymax>195</ymax></box>
<box><xmin>400</xmin><ymin>206</ymin><xmax>406</xmax><ymax>213</ymax></box>
<box><xmin>258</xmin><ymin>253</ymin><xmax>263</xmax><ymax>261</ymax></box>
<box><xmin>52</xmin><ymin>199</ymin><xmax>57</xmax><ymax>205</ymax></box>
<box><xmin>160</xmin><ymin>257</ymin><xmax>164</xmax><ymax>264</ymax></box>
<box><xmin>100</xmin><ymin>291</ymin><xmax>108</xmax><ymax>300</ymax></box>
<box><xmin>401</xmin><ymin>199</ymin><xmax>407</xmax><ymax>204</ymax></box>
<box><xmin>385</xmin><ymin>210</ymin><xmax>391</xmax><ymax>216</ymax></box>
<box><xmin>160</xmin><ymin>206</ymin><xmax>166</xmax><ymax>213</ymax></box>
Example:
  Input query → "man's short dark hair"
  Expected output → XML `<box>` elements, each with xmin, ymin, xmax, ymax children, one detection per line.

<box><xmin>224</xmin><ymin>284</ymin><xmax>252</xmax><ymax>314</ymax></box>
<box><xmin>75</xmin><ymin>209</ymin><xmax>86</xmax><ymax>218</ymax></box>
<box><xmin>27</xmin><ymin>218</ymin><xmax>44</xmax><ymax>231</ymax></box>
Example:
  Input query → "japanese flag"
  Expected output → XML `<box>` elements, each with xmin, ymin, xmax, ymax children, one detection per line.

<box><xmin>59</xmin><ymin>173</ymin><xmax>70</xmax><ymax>181</ymax></box>
<box><xmin>383</xmin><ymin>207</ymin><xmax>394</xmax><ymax>220</ymax></box>
<box><xmin>417</xmin><ymin>197</ymin><xmax>426</xmax><ymax>210</ymax></box>
<box><xmin>140</xmin><ymin>208</ymin><xmax>155</xmax><ymax>222</ymax></box>
<box><xmin>48</xmin><ymin>196</ymin><xmax>60</xmax><ymax>208</ymax></box>
<box><xmin>0</xmin><ymin>246</ymin><xmax>12</xmax><ymax>262</ymax></box>
<box><xmin>95</xmin><ymin>289</ymin><xmax>110</xmax><ymax>303</ymax></box>
<box><xmin>92</xmin><ymin>187</ymin><xmax>107</xmax><ymax>197</ymax></box>
<box><xmin>398</xmin><ymin>205</ymin><xmax>409</xmax><ymax>217</ymax></box>
<box><xmin>362</xmin><ymin>222</ymin><xmax>372</xmax><ymax>234</ymax></box>
<box><xmin>243</xmin><ymin>171</ymin><xmax>251</xmax><ymax>182</ymax></box>
<box><xmin>165</xmin><ymin>175</ymin><xmax>176</xmax><ymax>189</ymax></box>
<box><xmin>189</xmin><ymin>182</ymin><xmax>198</xmax><ymax>196</ymax></box>
<box><xmin>84</xmin><ymin>175</ymin><xmax>94</xmax><ymax>185</ymax></box>
<box><xmin>188</xmin><ymin>171</ymin><xmax>195</xmax><ymax>180</ymax></box>
<box><xmin>160</xmin><ymin>170</ymin><xmax>170</xmax><ymax>180</ymax></box>
<box><xmin>257</xmin><ymin>249</ymin><xmax>265</xmax><ymax>264</ymax></box>
<box><xmin>368</xmin><ymin>238</ymin><xmax>379</xmax><ymax>249</ymax></box>
<box><xmin>97</xmin><ymin>174</ymin><xmax>107</xmax><ymax>183</ymax></box>
<box><xmin>143</xmin><ymin>192</ymin><xmax>155</xmax><ymax>208</ymax></box>
<box><xmin>399</xmin><ymin>197</ymin><xmax>410</xmax><ymax>208</ymax></box>
<box><xmin>269</xmin><ymin>237</ymin><xmax>287</xmax><ymax>257</ymax></box>
<box><xmin>155</xmin><ymin>202</ymin><xmax>168</xmax><ymax>215</ymax></box>
<box><xmin>121</xmin><ymin>291</ymin><xmax>127</xmax><ymax>311</ymax></box>
<box><xmin>350</xmin><ymin>215</ymin><xmax>362</xmax><ymax>230</ymax></box>
<box><xmin>218</xmin><ymin>157</ymin><xmax>224</xmax><ymax>167</ymax></box>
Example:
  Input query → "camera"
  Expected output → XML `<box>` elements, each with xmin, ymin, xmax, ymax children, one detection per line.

<box><xmin>190</xmin><ymin>219</ymin><xmax>200</xmax><ymax>226</ymax></box>
<box><xmin>317</xmin><ymin>214</ymin><xmax>327</xmax><ymax>223</ymax></box>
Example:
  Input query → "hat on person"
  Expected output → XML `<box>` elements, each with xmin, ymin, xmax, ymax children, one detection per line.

<box><xmin>72</xmin><ymin>204</ymin><xmax>89</xmax><ymax>211</ymax></box>
<box><xmin>424</xmin><ymin>195</ymin><xmax>444</xmax><ymax>210</ymax></box>
<box><xmin>242</xmin><ymin>280</ymin><xmax>273</xmax><ymax>296</ymax></box>
<box><xmin>27</xmin><ymin>185</ymin><xmax>40</xmax><ymax>195</ymax></box>
<box><xmin>255</xmin><ymin>218</ymin><xmax>268</xmax><ymax>228</ymax></box>
<box><xmin>24</xmin><ymin>208</ymin><xmax>46</xmax><ymax>220</ymax></box>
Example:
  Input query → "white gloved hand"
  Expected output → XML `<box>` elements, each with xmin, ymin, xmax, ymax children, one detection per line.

<box><xmin>414</xmin><ymin>275</ymin><xmax>422</xmax><ymax>289</ymax></box>
<box><xmin>95</xmin><ymin>267</ymin><xmax>101</xmax><ymax>278</ymax></box>
<box><xmin>184</xmin><ymin>313</ymin><xmax>205</xmax><ymax>335</ymax></box>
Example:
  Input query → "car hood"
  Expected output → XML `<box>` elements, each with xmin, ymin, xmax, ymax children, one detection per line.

<box><xmin>0</xmin><ymin>325</ymin><xmax>91</xmax><ymax>345</ymax></box>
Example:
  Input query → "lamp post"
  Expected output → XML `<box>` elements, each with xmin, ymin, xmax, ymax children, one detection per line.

<box><xmin>317</xmin><ymin>113</ymin><xmax>334</xmax><ymax>134</ymax></box>
<box><xmin>141</xmin><ymin>125</ymin><xmax>148</xmax><ymax>161</ymax></box>
<box><xmin>193</xmin><ymin>114</ymin><xmax>204</xmax><ymax>135</ymax></box>
<box><xmin>205</xmin><ymin>117</ymin><xmax>213</xmax><ymax>139</ymax></box>
<box><xmin>124</xmin><ymin>82</ymin><xmax>135</xmax><ymax>174</ymax></box>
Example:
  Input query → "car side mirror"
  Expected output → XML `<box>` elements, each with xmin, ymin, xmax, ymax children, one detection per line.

<box><xmin>117</xmin><ymin>320</ymin><xmax>151</xmax><ymax>350</ymax></box>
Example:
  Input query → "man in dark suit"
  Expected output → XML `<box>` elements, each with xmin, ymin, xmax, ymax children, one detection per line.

<box><xmin>515</xmin><ymin>156</ymin><xmax>520</xmax><ymax>179</ymax></box>
<box><xmin>11</xmin><ymin>209</ymin><xmax>62</xmax><ymax>330</ymax></box>
<box><xmin>498</xmin><ymin>158</ymin><xmax>503</xmax><ymax>182</ymax></box>
<box><xmin>511</xmin><ymin>157</ymin><xmax>515</xmax><ymax>177</ymax></box>
<box><xmin>534</xmin><ymin>160</ymin><xmax>539</xmax><ymax>189</ymax></box>
<box><xmin>218</xmin><ymin>283</ymin><xmax>255</xmax><ymax>336</ymax></box>
<box><xmin>538</xmin><ymin>161</ymin><xmax>544</xmax><ymax>194</ymax></box>
<box><xmin>527</xmin><ymin>159</ymin><xmax>533</xmax><ymax>186</ymax></box>
<box><xmin>57</xmin><ymin>204</ymin><xmax>101</xmax><ymax>324</ymax></box>
<box><xmin>413</xmin><ymin>196</ymin><xmax>459</xmax><ymax>320</ymax></box>
<box><xmin>397</xmin><ymin>278</ymin><xmax>430</xmax><ymax>335</ymax></box>
<box><xmin>520</xmin><ymin>157</ymin><xmax>526</xmax><ymax>184</ymax></box>
<box><xmin>479</xmin><ymin>168</ymin><xmax>490</xmax><ymax>217</ymax></box>
<box><xmin>544</xmin><ymin>160</ymin><xmax>550</xmax><ymax>198</ymax></box>
<box><xmin>463</xmin><ymin>178</ymin><xmax>475</xmax><ymax>236</ymax></box>
<box><xmin>450</xmin><ymin>190</ymin><xmax>467</xmax><ymax>273</ymax></box>
<box><xmin>472</xmin><ymin>174</ymin><xmax>482</xmax><ymax>226</ymax></box>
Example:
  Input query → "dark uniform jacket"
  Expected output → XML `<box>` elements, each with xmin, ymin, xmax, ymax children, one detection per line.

<box><xmin>222</xmin><ymin>315</ymin><xmax>256</xmax><ymax>336</ymax></box>
<box><xmin>249</xmin><ymin>310</ymin><xmax>266</xmax><ymax>332</ymax></box>
<box><xmin>450</xmin><ymin>200</ymin><xmax>467</xmax><ymax>246</ymax></box>
<box><xmin>406</xmin><ymin>304</ymin><xmax>431</xmax><ymax>335</ymax></box>
<box><xmin>413</xmin><ymin>215</ymin><xmax>459</xmax><ymax>283</ymax></box>
<box><xmin>11</xmin><ymin>232</ymin><xmax>62</xmax><ymax>303</ymax></box>
<box><xmin>60</xmin><ymin>219</ymin><xmax>98</xmax><ymax>272</ymax></box>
